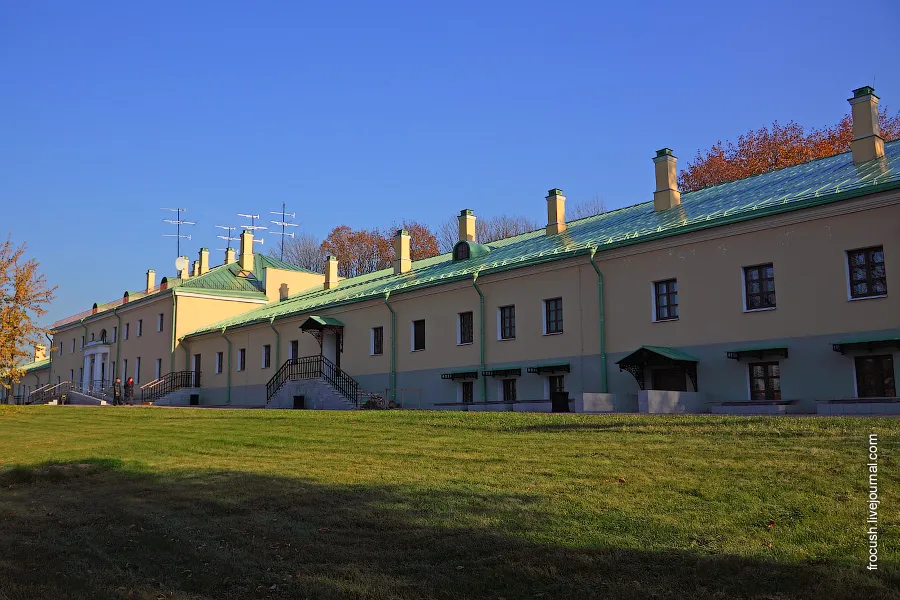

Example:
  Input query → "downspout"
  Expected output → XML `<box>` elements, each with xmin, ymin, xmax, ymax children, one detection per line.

<box><xmin>589</xmin><ymin>248</ymin><xmax>608</xmax><ymax>393</ymax></box>
<box><xmin>471</xmin><ymin>272</ymin><xmax>487</xmax><ymax>402</ymax></box>
<box><xmin>79</xmin><ymin>318</ymin><xmax>88</xmax><ymax>388</ymax></box>
<box><xmin>384</xmin><ymin>292</ymin><xmax>396</xmax><ymax>402</ymax></box>
<box><xmin>169</xmin><ymin>293</ymin><xmax>178</xmax><ymax>374</ymax></box>
<box><xmin>180</xmin><ymin>336</ymin><xmax>190</xmax><ymax>371</ymax></box>
<box><xmin>220</xmin><ymin>326</ymin><xmax>232</xmax><ymax>405</ymax></box>
<box><xmin>45</xmin><ymin>332</ymin><xmax>53</xmax><ymax>386</ymax></box>
<box><xmin>114</xmin><ymin>308</ymin><xmax>122</xmax><ymax>380</ymax></box>
<box><xmin>268</xmin><ymin>317</ymin><xmax>280</xmax><ymax>370</ymax></box>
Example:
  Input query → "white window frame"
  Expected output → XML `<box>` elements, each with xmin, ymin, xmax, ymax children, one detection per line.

<box><xmin>542</xmin><ymin>298</ymin><xmax>563</xmax><ymax>335</ymax></box>
<box><xmin>741</xmin><ymin>265</ymin><xmax>777</xmax><ymax>313</ymax></box>
<box><xmin>457</xmin><ymin>311</ymin><xmax>474</xmax><ymax>346</ymax></box>
<box><xmin>497</xmin><ymin>305</ymin><xmax>516</xmax><ymax>341</ymax></box>
<box><xmin>410</xmin><ymin>319</ymin><xmax>425</xmax><ymax>352</ymax></box>
<box><xmin>215</xmin><ymin>352</ymin><xmax>223</xmax><ymax>374</ymax></box>
<box><xmin>262</xmin><ymin>344</ymin><xmax>271</xmax><ymax>369</ymax></box>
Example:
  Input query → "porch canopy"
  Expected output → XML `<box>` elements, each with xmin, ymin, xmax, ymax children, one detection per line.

<box><xmin>526</xmin><ymin>363</ymin><xmax>570</xmax><ymax>374</ymax></box>
<box><xmin>300</xmin><ymin>316</ymin><xmax>346</xmax><ymax>359</ymax></box>
<box><xmin>616</xmin><ymin>345</ymin><xmax>699</xmax><ymax>391</ymax></box>
<box><xmin>726</xmin><ymin>346</ymin><xmax>789</xmax><ymax>361</ymax></box>
<box><xmin>831</xmin><ymin>335</ymin><xmax>900</xmax><ymax>354</ymax></box>
<box><xmin>441</xmin><ymin>371</ymin><xmax>479</xmax><ymax>381</ymax></box>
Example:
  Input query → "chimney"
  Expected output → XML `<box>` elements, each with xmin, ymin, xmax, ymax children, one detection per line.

<box><xmin>324</xmin><ymin>255</ymin><xmax>339</xmax><ymax>289</ymax></box>
<box><xmin>146</xmin><ymin>269</ymin><xmax>156</xmax><ymax>292</ymax></box>
<box><xmin>192</xmin><ymin>260</ymin><xmax>200</xmax><ymax>277</ymax></box>
<box><xmin>653</xmin><ymin>148</ymin><xmax>681</xmax><ymax>212</ymax></box>
<box><xmin>279</xmin><ymin>283</ymin><xmax>290</xmax><ymax>300</ymax></box>
<box><xmin>178</xmin><ymin>257</ymin><xmax>190</xmax><ymax>280</ymax></box>
<box><xmin>239</xmin><ymin>230</ymin><xmax>254</xmax><ymax>271</ymax></box>
<box><xmin>393</xmin><ymin>229</ymin><xmax>411</xmax><ymax>274</ymax></box>
<box><xmin>545</xmin><ymin>189</ymin><xmax>566</xmax><ymax>236</ymax></box>
<box><xmin>34</xmin><ymin>345</ymin><xmax>46</xmax><ymax>361</ymax></box>
<box><xmin>458</xmin><ymin>209</ymin><xmax>476</xmax><ymax>242</ymax></box>
<box><xmin>225</xmin><ymin>247</ymin><xmax>236</xmax><ymax>265</ymax></box>
<box><xmin>849</xmin><ymin>86</ymin><xmax>885</xmax><ymax>163</ymax></box>
<box><xmin>199</xmin><ymin>248</ymin><xmax>210</xmax><ymax>275</ymax></box>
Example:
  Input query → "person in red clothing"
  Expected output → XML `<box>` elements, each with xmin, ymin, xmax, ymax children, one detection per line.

<box><xmin>124</xmin><ymin>377</ymin><xmax>134</xmax><ymax>405</ymax></box>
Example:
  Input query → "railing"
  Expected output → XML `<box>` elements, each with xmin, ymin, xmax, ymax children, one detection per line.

<box><xmin>27</xmin><ymin>381</ymin><xmax>74</xmax><ymax>404</ymax></box>
<box><xmin>140</xmin><ymin>371</ymin><xmax>200</xmax><ymax>402</ymax></box>
<box><xmin>26</xmin><ymin>383</ymin><xmax>53</xmax><ymax>404</ymax></box>
<box><xmin>266</xmin><ymin>355</ymin><xmax>360</xmax><ymax>407</ymax></box>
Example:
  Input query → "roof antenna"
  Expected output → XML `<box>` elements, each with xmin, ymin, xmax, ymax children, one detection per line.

<box><xmin>161</xmin><ymin>208</ymin><xmax>195</xmax><ymax>268</ymax></box>
<box><xmin>237</xmin><ymin>213</ymin><xmax>268</xmax><ymax>232</ymax></box>
<box><xmin>215</xmin><ymin>225</ymin><xmax>239</xmax><ymax>250</ymax></box>
<box><xmin>269</xmin><ymin>202</ymin><xmax>299</xmax><ymax>260</ymax></box>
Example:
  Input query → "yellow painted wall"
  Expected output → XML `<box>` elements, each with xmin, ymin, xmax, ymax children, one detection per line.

<box><xmin>262</xmin><ymin>268</ymin><xmax>326</xmax><ymax>302</ymax></box>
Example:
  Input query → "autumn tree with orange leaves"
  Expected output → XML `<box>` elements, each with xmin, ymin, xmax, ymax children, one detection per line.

<box><xmin>320</xmin><ymin>221</ymin><xmax>439</xmax><ymax>278</ymax></box>
<box><xmin>679</xmin><ymin>108</ymin><xmax>900</xmax><ymax>192</ymax></box>
<box><xmin>1</xmin><ymin>236</ymin><xmax>55</xmax><ymax>388</ymax></box>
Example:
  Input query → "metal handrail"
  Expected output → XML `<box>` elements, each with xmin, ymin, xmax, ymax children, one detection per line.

<box><xmin>27</xmin><ymin>381</ymin><xmax>74</xmax><ymax>404</ymax></box>
<box><xmin>140</xmin><ymin>371</ymin><xmax>200</xmax><ymax>402</ymax></box>
<box><xmin>265</xmin><ymin>355</ymin><xmax>360</xmax><ymax>407</ymax></box>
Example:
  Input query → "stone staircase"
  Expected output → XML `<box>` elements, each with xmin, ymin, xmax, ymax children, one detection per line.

<box><xmin>268</xmin><ymin>378</ymin><xmax>358</xmax><ymax>410</ymax></box>
<box><xmin>266</xmin><ymin>355</ymin><xmax>361</xmax><ymax>410</ymax></box>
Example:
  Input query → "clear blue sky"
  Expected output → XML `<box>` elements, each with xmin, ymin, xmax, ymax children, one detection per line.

<box><xmin>2</xmin><ymin>0</ymin><xmax>898</xmax><ymax>326</ymax></box>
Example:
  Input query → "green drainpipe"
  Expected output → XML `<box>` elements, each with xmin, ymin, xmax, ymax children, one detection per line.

<box><xmin>471</xmin><ymin>272</ymin><xmax>487</xmax><ymax>403</ymax></box>
<box><xmin>114</xmin><ymin>308</ymin><xmax>122</xmax><ymax>380</ymax></box>
<box><xmin>169</xmin><ymin>293</ymin><xmax>177</xmax><ymax>374</ymax></box>
<box><xmin>180</xmin><ymin>336</ymin><xmax>190</xmax><ymax>371</ymax></box>
<box><xmin>589</xmin><ymin>248</ymin><xmax>608</xmax><ymax>393</ymax></box>
<box><xmin>220</xmin><ymin>326</ymin><xmax>232</xmax><ymax>405</ymax></box>
<box><xmin>384</xmin><ymin>292</ymin><xmax>396</xmax><ymax>402</ymax></box>
<box><xmin>268</xmin><ymin>317</ymin><xmax>280</xmax><ymax>370</ymax></box>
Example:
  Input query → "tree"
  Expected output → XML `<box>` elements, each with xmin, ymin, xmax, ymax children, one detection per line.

<box><xmin>320</xmin><ymin>221</ymin><xmax>440</xmax><ymax>278</ymax></box>
<box><xmin>570</xmin><ymin>195</ymin><xmax>607</xmax><ymax>220</ymax></box>
<box><xmin>679</xmin><ymin>108</ymin><xmax>900</xmax><ymax>192</ymax></box>
<box><xmin>437</xmin><ymin>214</ymin><xmax>541</xmax><ymax>253</ymax></box>
<box><xmin>1</xmin><ymin>236</ymin><xmax>55</xmax><ymax>388</ymax></box>
<box><xmin>270</xmin><ymin>231</ymin><xmax>325</xmax><ymax>273</ymax></box>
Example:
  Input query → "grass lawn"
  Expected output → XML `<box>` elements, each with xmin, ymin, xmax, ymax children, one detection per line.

<box><xmin>0</xmin><ymin>406</ymin><xmax>897</xmax><ymax>599</ymax></box>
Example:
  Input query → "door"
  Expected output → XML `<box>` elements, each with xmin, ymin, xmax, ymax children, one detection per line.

<box><xmin>322</xmin><ymin>331</ymin><xmax>339</xmax><ymax>367</ymax></box>
<box><xmin>192</xmin><ymin>354</ymin><xmax>202</xmax><ymax>387</ymax></box>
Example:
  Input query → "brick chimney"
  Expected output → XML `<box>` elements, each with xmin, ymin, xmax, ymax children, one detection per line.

<box><xmin>545</xmin><ymin>189</ymin><xmax>566</xmax><ymax>236</ymax></box>
<box><xmin>239</xmin><ymin>230</ymin><xmax>254</xmax><ymax>271</ymax></box>
<box><xmin>324</xmin><ymin>255</ymin><xmax>339</xmax><ymax>289</ymax></box>
<box><xmin>849</xmin><ymin>86</ymin><xmax>885</xmax><ymax>164</ymax></box>
<box><xmin>393</xmin><ymin>230</ymin><xmax>411</xmax><ymax>274</ymax></box>
<box><xmin>199</xmin><ymin>248</ymin><xmax>210</xmax><ymax>275</ymax></box>
<box><xmin>458</xmin><ymin>209</ymin><xmax>476</xmax><ymax>242</ymax></box>
<box><xmin>225</xmin><ymin>247</ymin><xmax>236</xmax><ymax>265</ymax></box>
<box><xmin>146</xmin><ymin>269</ymin><xmax>156</xmax><ymax>293</ymax></box>
<box><xmin>653</xmin><ymin>148</ymin><xmax>681</xmax><ymax>212</ymax></box>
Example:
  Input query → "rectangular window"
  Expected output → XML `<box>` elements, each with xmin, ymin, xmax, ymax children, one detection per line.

<box><xmin>215</xmin><ymin>352</ymin><xmax>224</xmax><ymax>374</ymax></box>
<box><xmin>112</xmin><ymin>326</ymin><xmax>118</xmax><ymax>342</ymax></box>
<box><xmin>544</xmin><ymin>298</ymin><xmax>563</xmax><ymax>334</ymax></box>
<box><xmin>155</xmin><ymin>358</ymin><xmax>162</xmax><ymax>380</ymax></box>
<box><xmin>157</xmin><ymin>313</ymin><xmax>164</xmax><ymax>332</ymax></box>
<box><xmin>744</xmin><ymin>264</ymin><xmax>776</xmax><ymax>310</ymax></box>
<box><xmin>135</xmin><ymin>357</ymin><xmax>141</xmax><ymax>384</ymax></box>
<box><xmin>412</xmin><ymin>320</ymin><xmax>425</xmax><ymax>351</ymax></box>
<box><xmin>749</xmin><ymin>362</ymin><xmax>781</xmax><ymax>401</ymax></box>
<box><xmin>502</xmin><ymin>378</ymin><xmax>517</xmax><ymax>402</ymax></box>
<box><xmin>79</xmin><ymin>367</ymin><xmax>84</xmax><ymax>383</ymax></box>
<box><xmin>81</xmin><ymin>335</ymin><xmax>85</xmax><ymax>348</ymax></box>
<box><xmin>855</xmin><ymin>355</ymin><xmax>895</xmax><ymax>398</ymax></box>
<box><xmin>122</xmin><ymin>359</ymin><xmax>128</xmax><ymax>379</ymax></box>
<box><xmin>549</xmin><ymin>375</ymin><xmax>565</xmax><ymax>394</ymax></box>
<box><xmin>289</xmin><ymin>340</ymin><xmax>299</xmax><ymax>360</ymax></box>
<box><xmin>499</xmin><ymin>305</ymin><xmax>516</xmax><ymax>340</ymax></box>
<box><xmin>372</xmin><ymin>327</ymin><xmax>384</xmax><ymax>356</ymax></box>
<box><xmin>71</xmin><ymin>338</ymin><xmax>75</xmax><ymax>353</ymax></box>
<box><xmin>124</xmin><ymin>323</ymin><xmax>130</xmax><ymax>340</ymax></box>
<box><xmin>458</xmin><ymin>311</ymin><xmax>474</xmax><ymax>345</ymax></box>
<box><xmin>238</xmin><ymin>348</ymin><xmax>246</xmax><ymax>371</ymax></box>
<box><xmin>137</xmin><ymin>319</ymin><xmax>143</xmax><ymax>337</ymax></box>
<box><xmin>654</xmin><ymin>279</ymin><xmax>679</xmax><ymax>321</ymax></box>
<box><xmin>461</xmin><ymin>381</ymin><xmax>474</xmax><ymax>403</ymax></box>
<box><xmin>262</xmin><ymin>344</ymin><xmax>271</xmax><ymax>369</ymax></box>
<box><xmin>70</xmin><ymin>369</ymin><xmax>74</xmax><ymax>382</ymax></box>
<box><xmin>848</xmin><ymin>246</ymin><xmax>887</xmax><ymax>299</ymax></box>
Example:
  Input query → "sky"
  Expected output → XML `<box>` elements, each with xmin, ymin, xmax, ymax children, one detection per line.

<box><xmin>2</xmin><ymin>0</ymin><xmax>899</xmax><ymax>327</ymax></box>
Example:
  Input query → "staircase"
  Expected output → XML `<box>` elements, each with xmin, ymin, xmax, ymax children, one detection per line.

<box><xmin>140</xmin><ymin>371</ymin><xmax>200</xmax><ymax>404</ymax></box>
<box><xmin>266</xmin><ymin>355</ymin><xmax>361</xmax><ymax>410</ymax></box>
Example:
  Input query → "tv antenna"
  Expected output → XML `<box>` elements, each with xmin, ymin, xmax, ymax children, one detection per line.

<box><xmin>161</xmin><ymin>208</ymin><xmax>195</xmax><ymax>260</ymax></box>
<box><xmin>215</xmin><ymin>225</ymin><xmax>239</xmax><ymax>249</ymax></box>
<box><xmin>237</xmin><ymin>213</ymin><xmax>268</xmax><ymax>232</ymax></box>
<box><xmin>269</xmin><ymin>202</ymin><xmax>299</xmax><ymax>260</ymax></box>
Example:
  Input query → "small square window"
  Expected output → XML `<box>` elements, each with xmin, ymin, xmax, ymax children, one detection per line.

<box><xmin>848</xmin><ymin>246</ymin><xmax>887</xmax><ymax>299</ymax></box>
<box><xmin>499</xmin><ymin>305</ymin><xmax>516</xmax><ymax>340</ymax></box>
<box><xmin>654</xmin><ymin>279</ymin><xmax>678</xmax><ymax>321</ymax></box>
<box><xmin>744</xmin><ymin>264</ymin><xmax>776</xmax><ymax>310</ymax></box>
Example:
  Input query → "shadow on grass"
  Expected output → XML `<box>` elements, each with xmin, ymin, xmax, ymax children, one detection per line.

<box><xmin>0</xmin><ymin>461</ymin><xmax>894</xmax><ymax>600</ymax></box>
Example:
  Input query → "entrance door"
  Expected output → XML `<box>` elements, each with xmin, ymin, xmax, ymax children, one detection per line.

<box><xmin>192</xmin><ymin>354</ymin><xmax>201</xmax><ymax>387</ymax></box>
<box><xmin>322</xmin><ymin>331</ymin><xmax>339</xmax><ymax>368</ymax></box>
<box><xmin>652</xmin><ymin>367</ymin><xmax>687</xmax><ymax>391</ymax></box>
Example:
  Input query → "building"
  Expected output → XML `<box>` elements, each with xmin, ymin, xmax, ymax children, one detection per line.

<box><xmin>43</xmin><ymin>86</ymin><xmax>900</xmax><ymax>413</ymax></box>
<box><xmin>0</xmin><ymin>346</ymin><xmax>50</xmax><ymax>404</ymax></box>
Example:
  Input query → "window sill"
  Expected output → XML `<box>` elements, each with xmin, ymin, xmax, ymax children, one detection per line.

<box><xmin>543</xmin><ymin>331</ymin><xmax>563</xmax><ymax>336</ymax></box>
<box><xmin>652</xmin><ymin>318</ymin><xmax>679</xmax><ymax>323</ymax></box>
<box><xmin>848</xmin><ymin>294</ymin><xmax>887</xmax><ymax>302</ymax></box>
<box><xmin>743</xmin><ymin>307</ymin><xmax>776</xmax><ymax>313</ymax></box>
<box><xmin>457</xmin><ymin>342</ymin><xmax>473</xmax><ymax>346</ymax></box>
<box><xmin>370</xmin><ymin>353</ymin><xmax>384</xmax><ymax>357</ymax></box>
<box><xmin>498</xmin><ymin>338</ymin><xmax>516</xmax><ymax>342</ymax></box>
<box><xmin>411</xmin><ymin>349</ymin><xmax>425</xmax><ymax>353</ymax></box>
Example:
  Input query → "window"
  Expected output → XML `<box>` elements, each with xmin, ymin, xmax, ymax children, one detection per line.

<box><xmin>549</xmin><ymin>375</ymin><xmax>565</xmax><ymax>394</ymax></box>
<box><xmin>454</xmin><ymin>243</ymin><xmax>470</xmax><ymax>261</ymax></box>
<box><xmin>412</xmin><ymin>320</ymin><xmax>425</xmax><ymax>351</ymax></box>
<box><xmin>90</xmin><ymin>333</ymin><xmax>95</xmax><ymax>342</ymax></box>
<box><xmin>215</xmin><ymin>352</ymin><xmax>224</xmax><ymax>374</ymax></box>
<box><xmin>112</xmin><ymin>326</ymin><xmax>118</xmax><ymax>342</ymax></box>
<box><xmin>238</xmin><ymin>348</ymin><xmax>246</xmax><ymax>371</ymax></box>
<box><xmin>124</xmin><ymin>323</ymin><xmax>130</xmax><ymax>340</ymax></box>
<box><xmin>135</xmin><ymin>357</ymin><xmax>141</xmax><ymax>384</ymax></box>
<box><xmin>371</xmin><ymin>327</ymin><xmax>384</xmax><ymax>356</ymax></box>
<box><xmin>157</xmin><ymin>313</ymin><xmax>164</xmax><ymax>332</ymax></box>
<box><xmin>855</xmin><ymin>355</ymin><xmax>895</xmax><ymax>398</ymax></box>
<box><xmin>848</xmin><ymin>246</ymin><xmax>887</xmax><ymax>299</ymax></box>
<box><xmin>289</xmin><ymin>340</ymin><xmax>299</xmax><ymax>360</ymax></box>
<box><xmin>654</xmin><ymin>279</ymin><xmax>678</xmax><ymax>321</ymax></box>
<box><xmin>749</xmin><ymin>362</ymin><xmax>781</xmax><ymax>401</ymax></box>
<box><xmin>502</xmin><ymin>378</ymin><xmax>517</xmax><ymax>402</ymax></box>
<box><xmin>262</xmin><ymin>344</ymin><xmax>271</xmax><ymax>369</ymax></box>
<box><xmin>71</xmin><ymin>338</ymin><xmax>75</xmax><ymax>353</ymax></box>
<box><xmin>155</xmin><ymin>358</ymin><xmax>162</xmax><ymax>380</ymax></box>
<box><xmin>122</xmin><ymin>359</ymin><xmax>128</xmax><ymax>379</ymax></box>
<box><xmin>499</xmin><ymin>305</ymin><xmax>516</xmax><ymax>340</ymax></box>
<box><xmin>81</xmin><ymin>335</ymin><xmax>85</xmax><ymax>348</ymax></box>
<box><xmin>744</xmin><ymin>264</ymin><xmax>776</xmax><ymax>310</ymax></box>
<box><xmin>461</xmin><ymin>381</ymin><xmax>474</xmax><ymax>403</ymax></box>
<box><xmin>458</xmin><ymin>312</ymin><xmax>473</xmax><ymax>345</ymax></box>
<box><xmin>69</xmin><ymin>369</ymin><xmax>74</xmax><ymax>382</ymax></box>
<box><xmin>137</xmin><ymin>319</ymin><xmax>143</xmax><ymax>337</ymax></box>
<box><xmin>544</xmin><ymin>298</ymin><xmax>563</xmax><ymax>334</ymax></box>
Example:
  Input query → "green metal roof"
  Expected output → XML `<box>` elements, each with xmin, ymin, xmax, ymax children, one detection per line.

<box><xmin>726</xmin><ymin>345</ymin><xmax>789</xmax><ymax>353</ymax></box>
<box><xmin>18</xmin><ymin>358</ymin><xmax>50</xmax><ymax>373</ymax></box>
<box><xmin>301</xmin><ymin>316</ymin><xmax>345</xmax><ymax>328</ymax></box>
<box><xmin>831</xmin><ymin>334</ymin><xmax>900</xmax><ymax>345</ymax></box>
<box><xmin>184</xmin><ymin>141</ymin><xmax>900</xmax><ymax>338</ymax></box>
<box><xmin>636</xmin><ymin>346</ymin><xmax>700</xmax><ymax>362</ymax></box>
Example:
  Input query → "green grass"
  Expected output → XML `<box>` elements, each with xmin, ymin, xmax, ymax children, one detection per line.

<box><xmin>0</xmin><ymin>406</ymin><xmax>897</xmax><ymax>599</ymax></box>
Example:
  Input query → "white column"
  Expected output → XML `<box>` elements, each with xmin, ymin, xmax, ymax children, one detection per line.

<box><xmin>82</xmin><ymin>355</ymin><xmax>90</xmax><ymax>387</ymax></box>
